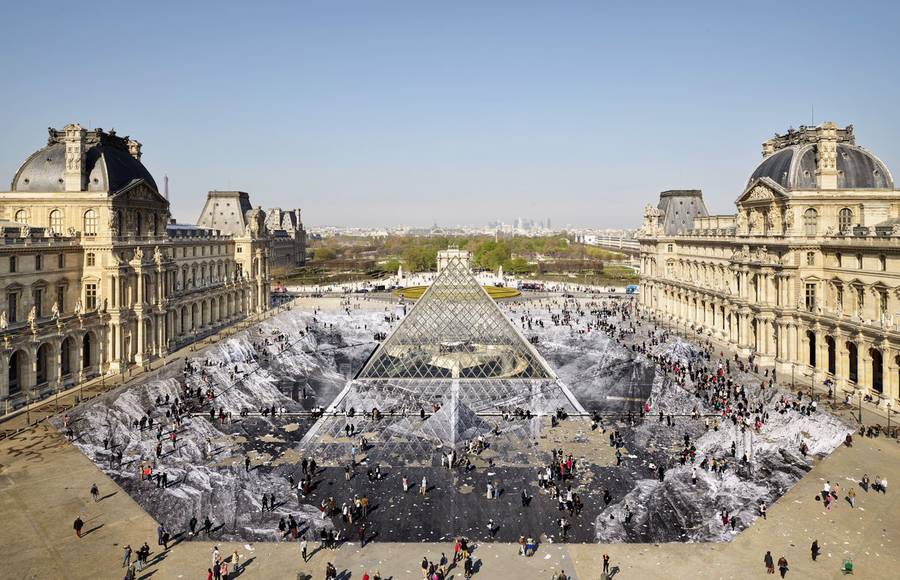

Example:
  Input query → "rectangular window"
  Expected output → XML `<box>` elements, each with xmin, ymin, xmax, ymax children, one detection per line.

<box><xmin>35</xmin><ymin>254</ymin><xmax>42</xmax><ymax>271</ymax></box>
<box><xmin>33</xmin><ymin>288</ymin><xmax>43</xmax><ymax>318</ymax></box>
<box><xmin>58</xmin><ymin>253</ymin><xmax>64</xmax><ymax>268</ymax></box>
<box><xmin>85</xmin><ymin>284</ymin><xmax>97</xmax><ymax>311</ymax></box>
<box><xmin>805</xmin><ymin>283</ymin><xmax>816</xmax><ymax>312</ymax></box>
<box><xmin>86</xmin><ymin>253</ymin><xmax>96</xmax><ymax>267</ymax></box>
<box><xmin>9</xmin><ymin>256</ymin><xmax>16</xmax><ymax>273</ymax></box>
<box><xmin>7</xmin><ymin>292</ymin><xmax>17</xmax><ymax>323</ymax></box>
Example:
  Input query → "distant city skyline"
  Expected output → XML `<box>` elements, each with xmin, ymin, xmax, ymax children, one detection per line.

<box><xmin>2</xmin><ymin>1</ymin><xmax>899</xmax><ymax>228</ymax></box>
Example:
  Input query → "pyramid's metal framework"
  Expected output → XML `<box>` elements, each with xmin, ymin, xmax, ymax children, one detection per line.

<box><xmin>299</xmin><ymin>256</ymin><xmax>584</xmax><ymax>462</ymax></box>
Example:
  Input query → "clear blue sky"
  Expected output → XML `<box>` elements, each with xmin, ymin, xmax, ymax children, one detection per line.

<box><xmin>2</xmin><ymin>1</ymin><xmax>898</xmax><ymax>228</ymax></box>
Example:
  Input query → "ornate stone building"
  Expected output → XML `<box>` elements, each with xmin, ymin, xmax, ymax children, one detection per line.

<box><xmin>0</xmin><ymin>123</ymin><xmax>292</xmax><ymax>405</ymax></box>
<box><xmin>639</xmin><ymin>122</ymin><xmax>900</xmax><ymax>405</ymax></box>
<box><xmin>196</xmin><ymin>192</ymin><xmax>307</xmax><ymax>269</ymax></box>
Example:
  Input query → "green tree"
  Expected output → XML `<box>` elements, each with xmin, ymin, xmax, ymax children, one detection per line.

<box><xmin>313</xmin><ymin>247</ymin><xmax>337</xmax><ymax>261</ymax></box>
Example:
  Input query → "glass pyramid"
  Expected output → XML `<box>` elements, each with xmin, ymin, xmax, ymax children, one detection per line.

<box><xmin>357</xmin><ymin>256</ymin><xmax>555</xmax><ymax>380</ymax></box>
<box><xmin>299</xmin><ymin>256</ymin><xmax>585</xmax><ymax>461</ymax></box>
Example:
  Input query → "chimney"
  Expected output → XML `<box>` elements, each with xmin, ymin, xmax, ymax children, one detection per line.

<box><xmin>63</xmin><ymin>123</ymin><xmax>86</xmax><ymax>192</ymax></box>
<box><xmin>815</xmin><ymin>121</ymin><xmax>839</xmax><ymax>189</ymax></box>
<box><xmin>127</xmin><ymin>138</ymin><xmax>142</xmax><ymax>160</ymax></box>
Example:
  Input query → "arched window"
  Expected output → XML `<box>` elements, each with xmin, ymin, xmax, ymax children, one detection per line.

<box><xmin>838</xmin><ymin>207</ymin><xmax>853</xmax><ymax>233</ymax></box>
<box><xmin>49</xmin><ymin>209</ymin><xmax>64</xmax><ymax>234</ymax></box>
<box><xmin>803</xmin><ymin>208</ymin><xmax>818</xmax><ymax>236</ymax></box>
<box><xmin>83</xmin><ymin>209</ymin><xmax>98</xmax><ymax>235</ymax></box>
<box><xmin>14</xmin><ymin>209</ymin><xmax>28</xmax><ymax>225</ymax></box>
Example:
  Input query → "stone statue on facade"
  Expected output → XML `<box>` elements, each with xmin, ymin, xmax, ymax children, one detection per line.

<box><xmin>100</xmin><ymin>298</ymin><xmax>108</xmax><ymax>313</ymax></box>
<box><xmin>0</xmin><ymin>310</ymin><xmax>7</xmax><ymax>330</ymax></box>
<box><xmin>783</xmin><ymin>210</ymin><xmax>794</xmax><ymax>233</ymax></box>
<box><xmin>109</xmin><ymin>211</ymin><xmax>120</xmax><ymax>235</ymax></box>
<box><xmin>27</xmin><ymin>306</ymin><xmax>37</xmax><ymax>329</ymax></box>
<box><xmin>134</xmin><ymin>247</ymin><xmax>144</xmax><ymax>263</ymax></box>
<box><xmin>154</xmin><ymin>246</ymin><xmax>163</xmax><ymax>264</ymax></box>
<box><xmin>769</xmin><ymin>208</ymin><xmax>782</xmax><ymax>234</ymax></box>
<box><xmin>74</xmin><ymin>299</ymin><xmax>83</xmax><ymax>316</ymax></box>
<box><xmin>748</xmin><ymin>210</ymin><xmax>759</xmax><ymax>234</ymax></box>
<box><xmin>51</xmin><ymin>301</ymin><xmax>60</xmax><ymax>319</ymax></box>
<box><xmin>735</xmin><ymin>212</ymin><xmax>748</xmax><ymax>235</ymax></box>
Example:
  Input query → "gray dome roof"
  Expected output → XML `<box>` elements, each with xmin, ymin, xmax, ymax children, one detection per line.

<box><xmin>749</xmin><ymin>143</ymin><xmax>893</xmax><ymax>190</ymax></box>
<box><xmin>657</xmin><ymin>189</ymin><xmax>708</xmax><ymax>235</ymax></box>
<box><xmin>11</xmin><ymin>142</ymin><xmax>158</xmax><ymax>193</ymax></box>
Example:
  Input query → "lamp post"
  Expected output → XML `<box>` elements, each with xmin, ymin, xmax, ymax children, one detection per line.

<box><xmin>887</xmin><ymin>402</ymin><xmax>892</xmax><ymax>437</ymax></box>
<box><xmin>857</xmin><ymin>390</ymin><xmax>863</xmax><ymax>424</ymax></box>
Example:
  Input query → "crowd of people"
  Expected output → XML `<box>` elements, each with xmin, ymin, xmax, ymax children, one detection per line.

<box><xmin>56</xmin><ymin>290</ymin><xmax>898</xmax><ymax>579</ymax></box>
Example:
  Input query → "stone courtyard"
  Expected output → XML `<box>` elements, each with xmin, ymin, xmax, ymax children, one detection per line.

<box><xmin>1</xmin><ymin>290</ymin><xmax>896</xmax><ymax>579</ymax></box>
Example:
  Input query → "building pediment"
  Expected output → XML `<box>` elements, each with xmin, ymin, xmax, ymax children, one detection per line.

<box><xmin>111</xmin><ymin>180</ymin><xmax>169</xmax><ymax>207</ymax></box>
<box><xmin>736</xmin><ymin>177</ymin><xmax>788</xmax><ymax>205</ymax></box>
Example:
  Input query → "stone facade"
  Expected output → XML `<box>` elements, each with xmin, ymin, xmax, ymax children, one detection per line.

<box><xmin>0</xmin><ymin>124</ymin><xmax>280</xmax><ymax>404</ymax></box>
<box><xmin>639</xmin><ymin>123</ymin><xmax>900</xmax><ymax>406</ymax></box>
<box><xmin>197</xmin><ymin>192</ymin><xmax>306</xmax><ymax>269</ymax></box>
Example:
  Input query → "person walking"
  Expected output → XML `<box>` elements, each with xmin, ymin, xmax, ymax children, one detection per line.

<box><xmin>74</xmin><ymin>516</ymin><xmax>84</xmax><ymax>538</ymax></box>
<box><xmin>764</xmin><ymin>551</ymin><xmax>775</xmax><ymax>574</ymax></box>
<box><xmin>777</xmin><ymin>555</ymin><xmax>789</xmax><ymax>578</ymax></box>
<box><xmin>231</xmin><ymin>549</ymin><xmax>240</xmax><ymax>573</ymax></box>
<box><xmin>90</xmin><ymin>483</ymin><xmax>100</xmax><ymax>502</ymax></box>
<box><xmin>301</xmin><ymin>538</ymin><xmax>308</xmax><ymax>562</ymax></box>
<box><xmin>602</xmin><ymin>553</ymin><xmax>610</xmax><ymax>575</ymax></box>
<box><xmin>420</xmin><ymin>476</ymin><xmax>427</xmax><ymax>495</ymax></box>
<box><xmin>122</xmin><ymin>544</ymin><xmax>132</xmax><ymax>568</ymax></box>
<box><xmin>811</xmin><ymin>540</ymin><xmax>820</xmax><ymax>561</ymax></box>
<box><xmin>325</xmin><ymin>562</ymin><xmax>337</xmax><ymax>580</ymax></box>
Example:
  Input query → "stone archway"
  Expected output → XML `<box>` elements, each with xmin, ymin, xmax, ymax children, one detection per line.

<box><xmin>61</xmin><ymin>336</ymin><xmax>76</xmax><ymax>379</ymax></box>
<box><xmin>847</xmin><ymin>342</ymin><xmax>859</xmax><ymax>384</ymax></box>
<box><xmin>806</xmin><ymin>331</ymin><xmax>816</xmax><ymax>368</ymax></box>
<box><xmin>8</xmin><ymin>350</ymin><xmax>27</xmax><ymax>395</ymax></box>
<box><xmin>826</xmin><ymin>336</ymin><xmax>836</xmax><ymax>375</ymax></box>
<box><xmin>36</xmin><ymin>343</ymin><xmax>54</xmax><ymax>386</ymax></box>
<box><xmin>870</xmin><ymin>348</ymin><xmax>883</xmax><ymax>393</ymax></box>
<box><xmin>83</xmin><ymin>332</ymin><xmax>98</xmax><ymax>370</ymax></box>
